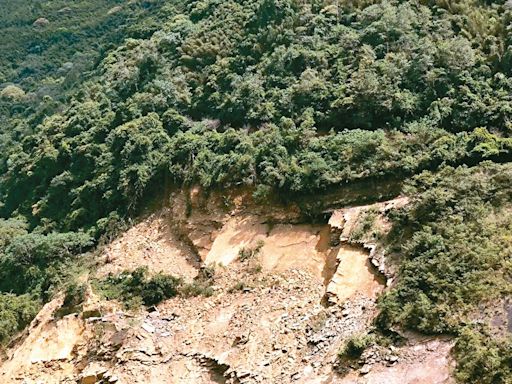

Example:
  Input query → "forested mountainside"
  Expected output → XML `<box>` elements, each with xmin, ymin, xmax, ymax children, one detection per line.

<box><xmin>1</xmin><ymin>0</ymin><xmax>512</xmax><ymax>382</ymax></box>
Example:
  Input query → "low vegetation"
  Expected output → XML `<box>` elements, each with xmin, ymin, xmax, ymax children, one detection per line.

<box><xmin>94</xmin><ymin>265</ymin><xmax>216</xmax><ymax>308</ymax></box>
<box><xmin>378</xmin><ymin>162</ymin><xmax>512</xmax><ymax>382</ymax></box>
<box><xmin>349</xmin><ymin>207</ymin><xmax>379</xmax><ymax>242</ymax></box>
<box><xmin>454</xmin><ymin>327</ymin><xmax>512</xmax><ymax>384</ymax></box>
<box><xmin>238</xmin><ymin>240</ymin><xmax>264</xmax><ymax>262</ymax></box>
<box><xmin>0</xmin><ymin>293</ymin><xmax>40</xmax><ymax>344</ymax></box>
<box><xmin>0</xmin><ymin>218</ymin><xmax>92</xmax><ymax>342</ymax></box>
<box><xmin>93</xmin><ymin>267</ymin><xmax>182</xmax><ymax>309</ymax></box>
<box><xmin>339</xmin><ymin>333</ymin><xmax>376</xmax><ymax>360</ymax></box>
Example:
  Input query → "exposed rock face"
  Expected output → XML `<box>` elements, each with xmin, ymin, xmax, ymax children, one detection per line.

<box><xmin>0</xmin><ymin>190</ymin><xmax>453</xmax><ymax>384</ymax></box>
<box><xmin>326</xmin><ymin>244</ymin><xmax>383</xmax><ymax>304</ymax></box>
<box><xmin>33</xmin><ymin>17</ymin><xmax>50</xmax><ymax>27</ymax></box>
<box><xmin>0</xmin><ymin>297</ymin><xmax>84</xmax><ymax>383</ymax></box>
<box><xmin>205</xmin><ymin>215</ymin><xmax>267</xmax><ymax>266</ymax></box>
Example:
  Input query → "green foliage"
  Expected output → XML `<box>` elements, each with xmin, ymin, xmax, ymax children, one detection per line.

<box><xmin>454</xmin><ymin>327</ymin><xmax>512</xmax><ymax>384</ymax></box>
<box><xmin>54</xmin><ymin>281</ymin><xmax>88</xmax><ymax>318</ymax></box>
<box><xmin>93</xmin><ymin>266</ymin><xmax>216</xmax><ymax>309</ymax></box>
<box><xmin>0</xmin><ymin>218</ymin><xmax>28</xmax><ymax>249</ymax></box>
<box><xmin>339</xmin><ymin>333</ymin><xmax>376</xmax><ymax>360</ymax></box>
<box><xmin>0</xmin><ymin>85</ymin><xmax>25</xmax><ymax>101</ymax></box>
<box><xmin>1</xmin><ymin>1</ymin><xmax>512</xmax><ymax>377</ymax></box>
<box><xmin>93</xmin><ymin>267</ymin><xmax>182</xmax><ymax>308</ymax></box>
<box><xmin>0</xmin><ymin>293</ymin><xmax>40</xmax><ymax>344</ymax></box>
<box><xmin>62</xmin><ymin>281</ymin><xmax>87</xmax><ymax>309</ymax></box>
<box><xmin>379</xmin><ymin>163</ymin><xmax>512</xmax><ymax>334</ymax></box>
<box><xmin>349</xmin><ymin>207</ymin><xmax>378</xmax><ymax>241</ymax></box>
<box><xmin>180</xmin><ymin>266</ymin><xmax>216</xmax><ymax>298</ymax></box>
<box><xmin>228</xmin><ymin>281</ymin><xmax>248</xmax><ymax>293</ymax></box>
<box><xmin>0</xmin><ymin>218</ymin><xmax>91</xmax><ymax>343</ymax></box>
<box><xmin>2</xmin><ymin>0</ymin><xmax>512</xmax><ymax>235</ymax></box>
<box><xmin>0</xmin><ymin>0</ymin><xmax>167</xmax><ymax>95</ymax></box>
<box><xmin>180</xmin><ymin>281</ymin><xmax>215</xmax><ymax>298</ymax></box>
<box><xmin>0</xmin><ymin>232</ymin><xmax>93</xmax><ymax>297</ymax></box>
<box><xmin>374</xmin><ymin>162</ymin><xmax>512</xmax><ymax>382</ymax></box>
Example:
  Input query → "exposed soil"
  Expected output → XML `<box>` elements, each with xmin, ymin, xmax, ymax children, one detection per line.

<box><xmin>335</xmin><ymin>338</ymin><xmax>454</xmax><ymax>384</ymax></box>
<box><xmin>98</xmin><ymin>210</ymin><xmax>200</xmax><ymax>281</ymax></box>
<box><xmin>204</xmin><ymin>215</ymin><xmax>267</xmax><ymax>266</ymax></box>
<box><xmin>0</xmin><ymin>296</ymin><xmax>83</xmax><ymax>383</ymax></box>
<box><xmin>0</xmin><ymin>191</ymin><xmax>453</xmax><ymax>384</ymax></box>
<box><xmin>326</xmin><ymin>245</ymin><xmax>384</xmax><ymax>304</ymax></box>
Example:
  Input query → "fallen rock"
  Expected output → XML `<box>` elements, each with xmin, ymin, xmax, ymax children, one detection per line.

<box><xmin>33</xmin><ymin>17</ymin><xmax>50</xmax><ymax>27</ymax></box>
<box><xmin>360</xmin><ymin>364</ymin><xmax>372</xmax><ymax>375</ymax></box>
<box><xmin>107</xmin><ymin>6</ymin><xmax>122</xmax><ymax>15</ymax></box>
<box><xmin>81</xmin><ymin>375</ymin><xmax>98</xmax><ymax>384</ymax></box>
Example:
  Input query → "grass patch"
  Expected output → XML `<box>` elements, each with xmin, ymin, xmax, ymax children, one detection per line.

<box><xmin>238</xmin><ymin>240</ymin><xmax>264</xmax><ymax>262</ymax></box>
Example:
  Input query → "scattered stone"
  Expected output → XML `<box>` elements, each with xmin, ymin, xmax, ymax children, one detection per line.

<box><xmin>360</xmin><ymin>364</ymin><xmax>372</xmax><ymax>375</ymax></box>
<box><xmin>388</xmin><ymin>355</ymin><xmax>399</xmax><ymax>363</ymax></box>
<box><xmin>33</xmin><ymin>17</ymin><xmax>50</xmax><ymax>27</ymax></box>
<box><xmin>80</xmin><ymin>375</ymin><xmax>98</xmax><ymax>384</ymax></box>
<box><xmin>80</xmin><ymin>367</ymin><xmax>107</xmax><ymax>384</ymax></box>
<box><xmin>1</xmin><ymin>197</ymin><xmax>414</xmax><ymax>383</ymax></box>
<box><xmin>147</xmin><ymin>305</ymin><xmax>159</xmax><ymax>313</ymax></box>
<box><xmin>142</xmin><ymin>322</ymin><xmax>155</xmax><ymax>333</ymax></box>
<box><xmin>238</xmin><ymin>371</ymin><xmax>251</xmax><ymax>378</ymax></box>
<box><xmin>107</xmin><ymin>6</ymin><xmax>122</xmax><ymax>15</ymax></box>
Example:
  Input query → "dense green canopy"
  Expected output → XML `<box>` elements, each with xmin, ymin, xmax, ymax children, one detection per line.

<box><xmin>2</xmin><ymin>0</ymin><xmax>512</xmax><ymax>234</ymax></box>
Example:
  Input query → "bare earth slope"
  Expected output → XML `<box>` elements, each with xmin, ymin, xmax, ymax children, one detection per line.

<box><xmin>0</xmin><ymin>190</ymin><xmax>454</xmax><ymax>384</ymax></box>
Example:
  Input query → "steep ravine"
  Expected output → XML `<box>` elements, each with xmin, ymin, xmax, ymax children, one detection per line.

<box><xmin>0</xmin><ymin>190</ymin><xmax>453</xmax><ymax>384</ymax></box>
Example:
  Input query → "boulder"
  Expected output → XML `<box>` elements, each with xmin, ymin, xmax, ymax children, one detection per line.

<box><xmin>33</xmin><ymin>18</ymin><xmax>50</xmax><ymax>27</ymax></box>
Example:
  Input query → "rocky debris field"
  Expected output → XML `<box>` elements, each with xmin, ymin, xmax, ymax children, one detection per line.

<box><xmin>0</xmin><ymin>190</ymin><xmax>454</xmax><ymax>383</ymax></box>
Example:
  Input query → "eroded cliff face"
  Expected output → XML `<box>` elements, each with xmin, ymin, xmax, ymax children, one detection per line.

<box><xmin>0</xmin><ymin>189</ymin><xmax>453</xmax><ymax>384</ymax></box>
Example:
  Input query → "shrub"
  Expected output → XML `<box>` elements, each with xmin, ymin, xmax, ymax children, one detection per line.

<box><xmin>53</xmin><ymin>281</ymin><xmax>88</xmax><ymax>318</ymax></box>
<box><xmin>228</xmin><ymin>281</ymin><xmax>248</xmax><ymax>293</ymax></box>
<box><xmin>349</xmin><ymin>207</ymin><xmax>379</xmax><ymax>242</ymax></box>
<box><xmin>0</xmin><ymin>232</ymin><xmax>93</xmax><ymax>296</ymax></box>
<box><xmin>247</xmin><ymin>263</ymin><xmax>263</xmax><ymax>274</ymax></box>
<box><xmin>339</xmin><ymin>333</ymin><xmax>376</xmax><ymax>360</ymax></box>
<box><xmin>180</xmin><ymin>265</ymin><xmax>216</xmax><ymax>298</ymax></box>
<box><xmin>180</xmin><ymin>281</ymin><xmax>214</xmax><ymax>298</ymax></box>
<box><xmin>378</xmin><ymin>164</ymin><xmax>512</xmax><ymax>333</ymax></box>
<box><xmin>238</xmin><ymin>240</ymin><xmax>264</xmax><ymax>262</ymax></box>
<box><xmin>93</xmin><ymin>267</ymin><xmax>182</xmax><ymax>308</ymax></box>
<box><xmin>141</xmin><ymin>273</ymin><xmax>181</xmax><ymax>306</ymax></box>
<box><xmin>62</xmin><ymin>281</ymin><xmax>87</xmax><ymax>308</ymax></box>
<box><xmin>0</xmin><ymin>85</ymin><xmax>25</xmax><ymax>101</ymax></box>
<box><xmin>0</xmin><ymin>218</ymin><xmax>28</xmax><ymax>250</ymax></box>
<box><xmin>454</xmin><ymin>327</ymin><xmax>512</xmax><ymax>384</ymax></box>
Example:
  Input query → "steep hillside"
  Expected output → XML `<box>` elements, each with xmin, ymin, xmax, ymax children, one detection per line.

<box><xmin>1</xmin><ymin>0</ymin><xmax>512</xmax><ymax>383</ymax></box>
<box><xmin>1</xmin><ymin>188</ymin><xmax>454</xmax><ymax>384</ymax></box>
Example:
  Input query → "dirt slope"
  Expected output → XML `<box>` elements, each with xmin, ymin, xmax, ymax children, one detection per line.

<box><xmin>0</xmin><ymin>190</ymin><xmax>453</xmax><ymax>384</ymax></box>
